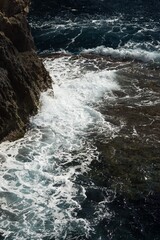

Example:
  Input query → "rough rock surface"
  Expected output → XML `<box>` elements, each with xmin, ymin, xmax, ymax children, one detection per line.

<box><xmin>0</xmin><ymin>0</ymin><xmax>52</xmax><ymax>142</ymax></box>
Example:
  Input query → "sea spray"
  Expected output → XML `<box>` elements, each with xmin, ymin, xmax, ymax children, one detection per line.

<box><xmin>82</xmin><ymin>46</ymin><xmax>160</xmax><ymax>63</ymax></box>
<box><xmin>0</xmin><ymin>56</ymin><xmax>120</xmax><ymax>240</ymax></box>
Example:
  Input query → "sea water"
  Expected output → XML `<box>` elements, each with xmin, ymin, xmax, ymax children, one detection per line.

<box><xmin>0</xmin><ymin>1</ymin><xmax>160</xmax><ymax>239</ymax></box>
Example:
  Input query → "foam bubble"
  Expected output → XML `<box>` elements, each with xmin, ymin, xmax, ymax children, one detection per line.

<box><xmin>0</xmin><ymin>56</ymin><xmax>120</xmax><ymax>240</ymax></box>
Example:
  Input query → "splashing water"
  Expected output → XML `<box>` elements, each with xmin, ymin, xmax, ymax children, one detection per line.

<box><xmin>0</xmin><ymin>56</ymin><xmax>120</xmax><ymax>240</ymax></box>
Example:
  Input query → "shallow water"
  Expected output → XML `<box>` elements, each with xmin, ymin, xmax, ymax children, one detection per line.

<box><xmin>0</xmin><ymin>0</ymin><xmax>160</xmax><ymax>239</ymax></box>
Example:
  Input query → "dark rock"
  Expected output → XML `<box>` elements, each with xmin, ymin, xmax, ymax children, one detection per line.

<box><xmin>0</xmin><ymin>0</ymin><xmax>52</xmax><ymax>142</ymax></box>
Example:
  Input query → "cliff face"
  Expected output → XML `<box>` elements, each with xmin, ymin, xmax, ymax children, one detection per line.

<box><xmin>0</xmin><ymin>0</ymin><xmax>52</xmax><ymax>142</ymax></box>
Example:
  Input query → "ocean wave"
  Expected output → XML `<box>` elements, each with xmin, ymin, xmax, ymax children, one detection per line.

<box><xmin>82</xmin><ymin>46</ymin><xmax>160</xmax><ymax>63</ymax></box>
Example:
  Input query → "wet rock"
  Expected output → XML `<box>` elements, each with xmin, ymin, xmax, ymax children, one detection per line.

<box><xmin>0</xmin><ymin>0</ymin><xmax>52</xmax><ymax>142</ymax></box>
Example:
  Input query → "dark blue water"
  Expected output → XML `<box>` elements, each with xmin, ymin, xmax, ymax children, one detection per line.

<box><xmin>0</xmin><ymin>1</ymin><xmax>160</xmax><ymax>240</ymax></box>
<box><xmin>28</xmin><ymin>2</ymin><xmax>160</xmax><ymax>239</ymax></box>
<box><xmin>30</xmin><ymin>0</ymin><xmax>160</xmax><ymax>57</ymax></box>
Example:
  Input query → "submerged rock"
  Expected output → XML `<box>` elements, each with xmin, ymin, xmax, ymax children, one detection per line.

<box><xmin>0</xmin><ymin>0</ymin><xmax>52</xmax><ymax>142</ymax></box>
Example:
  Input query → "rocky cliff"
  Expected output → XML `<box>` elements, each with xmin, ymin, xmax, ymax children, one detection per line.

<box><xmin>0</xmin><ymin>0</ymin><xmax>52</xmax><ymax>142</ymax></box>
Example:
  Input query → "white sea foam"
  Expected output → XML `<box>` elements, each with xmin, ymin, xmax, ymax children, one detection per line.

<box><xmin>0</xmin><ymin>56</ymin><xmax>120</xmax><ymax>240</ymax></box>
<box><xmin>82</xmin><ymin>46</ymin><xmax>160</xmax><ymax>63</ymax></box>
